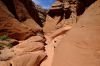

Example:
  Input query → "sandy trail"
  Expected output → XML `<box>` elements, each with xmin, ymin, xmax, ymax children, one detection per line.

<box><xmin>41</xmin><ymin>26</ymin><xmax>71</xmax><ymax>66</ymax></box>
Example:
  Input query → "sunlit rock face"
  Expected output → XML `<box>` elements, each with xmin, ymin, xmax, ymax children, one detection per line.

<box><xmin>53</xmin><ymin>0</ymin><xmax>100</xmax><ymax>66</ymax></box>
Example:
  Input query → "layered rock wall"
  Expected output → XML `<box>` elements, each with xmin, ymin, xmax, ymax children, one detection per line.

<box><xmin>0</xmin><ymin>0</ymin><xmax>47</xmax><ymax>40</ymax></box>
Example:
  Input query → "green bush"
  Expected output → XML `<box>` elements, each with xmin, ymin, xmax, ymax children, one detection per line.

<box><xmin>0</xmin><ymin>35</ymin><xmax>10</xmax><ymax>40</ymax></box>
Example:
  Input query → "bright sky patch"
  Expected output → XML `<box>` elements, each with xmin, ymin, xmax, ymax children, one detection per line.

<box><xmin>33</xmin><ymin>0</ymin><xmax>55</xmax><ymax>9</ymax></box>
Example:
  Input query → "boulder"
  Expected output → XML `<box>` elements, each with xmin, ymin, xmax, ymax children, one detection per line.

<box><xmin>48</xmin><ymin>1</ymin><xmax>64</xmax><ymax>17</ymax></box>
<box><xmin>9</xmin><ymin>51</ymin><xmax>46</xmax><ymax>66</ymax></box>
<box><xmin>11</xmin><ymin>36</ymin><xmax>44</xmax><ymax>55</ymax></box>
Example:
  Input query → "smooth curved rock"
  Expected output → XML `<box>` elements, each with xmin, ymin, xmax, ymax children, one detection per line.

<box><xmin>11</xmin><ymin>36</ymin><xmax>44</xmax><ymax>55</ymax></box>
<box><xmin>0</xmin><ymin>61</ymin><xmax>10</xmax><ymax>66</ymax></box>
<box><xmin>9</xmin><ymin>51</ymin><xmax>46</xmax><ymax>66</ymax></box>
<box><xmin>53</xmin><ymin>0</ymin><xmax>100</xmax><ymax>66</ymax></box>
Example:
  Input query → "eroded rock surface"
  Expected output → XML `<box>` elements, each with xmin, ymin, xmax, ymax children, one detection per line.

<box><xmin>0</xmin><ymin>0</ymin><xmax>99</xmax><ymax>66</ymax></box>
<box><xmin>0</xmin><ymin>36</ymin><xmax>46</xmax><ymax>66</ymax></box>
<box><xmin>53</xmin><ymin>0</ymin><xmax>100</xmax><ymax>66</ymax></box>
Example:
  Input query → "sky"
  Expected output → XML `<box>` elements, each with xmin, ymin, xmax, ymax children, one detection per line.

<box><xmin>32</xmin><ymin>0</ymin><xmax>55</xmax><ymax>9</ymax></box>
